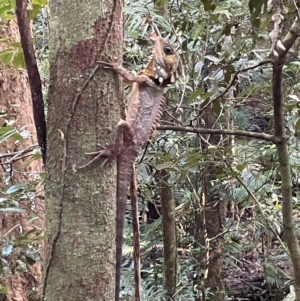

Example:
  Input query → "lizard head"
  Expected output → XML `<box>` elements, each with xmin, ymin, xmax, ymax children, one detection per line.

<box><xmin>143</xmin><ymin>37</ymin><xmax>184</xmax><ymax>86</ymax></box>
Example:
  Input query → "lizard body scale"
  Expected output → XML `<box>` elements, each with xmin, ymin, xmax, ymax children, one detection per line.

<box><xmin>83</xmin><ymin>37</ymin><xmax>183</xmax><ymax>301</ymax></box>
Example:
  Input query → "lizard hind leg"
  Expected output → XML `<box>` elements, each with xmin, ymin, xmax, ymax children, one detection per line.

<box><xmin>79</xmin><ymin>119</ymin><xmax>133</xmax><ymax>169</ymax></box>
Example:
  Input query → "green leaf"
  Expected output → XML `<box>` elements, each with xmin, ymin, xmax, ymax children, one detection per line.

<box><xmin>0</xmin><ymin>37</ymin><xmax>10</xmax><ymax>43</ymax></box>
<box><xmin>27</xmin><ymin>215</ymin><xmax>40</xmax><ymax>224</ymax></box>
<box><xmin>0</xmin><ymin>126</ymin><xmax>15</xmax><ymax>135</ymax></box>
<box><xmin>0</xmin><ymin>126</ymin><xmax>24</xmax><ymax>143</ymax></box>
<box><xmin>181</xmin><ymin>2</ymin><xmax>192</xmax><ymax>9</ymax></box>
<box><xmin>295</xmin><ymin>118</ymin><xmax>300</xmax><ymax>136</ymax></box>
<box><xmin>224</xmin><ymin>64</ymin><xmax>235</xmax><ymax>83</ymax></box>
<box><xmin>184</xmin><ymin>152</ymin><xmax>205</xmax><ymax>168</ymax></box>
<box><xmin>32</xmin><ymin>0</ymin><xmax>48</xmax><ymax>5</ymax></box>
<box><xmin>198</xmin><ymin>95</ymin><xmax>213</xmax><ymax>109</ymax></box>
<box><xmin>155</xmin><ymin>153</ymin><xmax>171</xmax><ymax>162</ymax></box>
<box><xmin>12</xmin><ymin>50</ymin><xmax>25</xmax><ymax>69</ymax></box>
<box><xmin>22</xmin><ymin>152</ymin><xmax>42</xmax><ymax>169</ymax></box>
<box><xmin>23</xmin><ymin>228</ymin><xmax>37</xmax><ymax>238</ymax></box>
<box><xmin>193</xmin><ymin>24</ymin><xmax>203</xmax><ymax>40</ymax></box>
<box><xmin>236</xmin><ymin>163</ymin><xmax>247</xmax><ymax>172</ymax></box>
<box><xmin>222</xmin><ymin>23</ymin><xmax>232</xmax><ymax>36</ymax></box>
<box><xmin>0</xmin><ymin>285</ymin><xmax>8</xmax><ymax>295</ymax></box>
<box><xmin>25</xmin><ymin>256</ymin><xmax>36</xmax><ymax>265</ymax></box>
<box><xmin>2</xmin><ymin>244</ymin><xmax>13</xmax><ymax>256</ymax></box>
<box><xmin>251</xmin><ymin>18</ymin><xmax>260</xmax><ymax>28</ymax></box>
<box><xmin>9</xmin><ymin>0</ymin><xmax>15</xmax><ymax>9</ymax></box>
<box><xmin>249</xmin><ymin>0</ymin><xmax>268</xmax><ymax>28</ymax></box>
<box><xmin>188</xmin><ymin>88</ymin><xmax>204</xmax><ymax>101</ymax></box>
<box><xmin>217</xmin><ymin>10</ymin><xmax>232</xmax><ymax>20</ymax></box>
<box><xmin>202</xmin><ymin>91</ymin><xmax>214</xmax><ymax>100</ymax></box>
<box><xmin>0</xmin><ymin>207</ymin><xmax>25</xmax><ymax>213</ymax></box>
<box><xmin>9</xmin><ymin>42</ymin><xmax>22</xmax><ymax>49</ymax></box>
<box><xmin>11</xmin><ymin>132</ymin><xmax>24</xmax><ymax>142</ymax></box>
<box><xmin>0</xmin><ymin>197</ymin><xmax>8</xmax><ymax>203</ymax></box>
<box><xmin>0</xmin><ymin>4</ymin><xmax>11</xmax><ymax>18</ymax></box>
<box><xmin>201</xmin><ymin>0</ymin><xmax>216</xmax><ymax>11</ymax></box>
<box><xmin>6</xmin><ymin>183</ymin><xmax>27</xmax><ymax>194</ymax></box>
<box><xmin>290</xmin><ymin>61</ymin><xmax>300</xmax><ymax>67</ymax></box>
<box><xmin>207</xmin><ymin>145</ymin><xmax>218</xmax><ymax>152</ymax></box>
<box><xmin>168</xmin><ymin>171</ymin><xmax>181</xmax><ymax>184</ymax></box>
<box><xmin>29</xmin><ymin>3</ymin><xmax>42</xmax><ymax>19</ymax></box>
<box><xmin>155</xmin><ymin>162</ymin><xmax>172</xmax><ymax>170</ymax></box>
<box><xmin>213</xmin><ymin>99</ymin><xmax>221</xmax><ymax>116</ymax></box>
<box><xmin>204</xmin><ymin>55</ymin><xmax>220</xmax><ymax>63</ymax></box>
<box><xmin>122</xmin><ymin>244</ymin><xmax>133</xmax><ymax>255</ymax></box>
<box><xmin>0</xmin><ymin>50</ymin><xmax>13</xmax><ymax>65</ymax></box>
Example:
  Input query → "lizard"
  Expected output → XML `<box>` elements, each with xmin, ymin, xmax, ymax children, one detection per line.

<box><xmin>81</xmin><ymin>36</ymin><xmax>183</xmax><ymax>301</ymax></box>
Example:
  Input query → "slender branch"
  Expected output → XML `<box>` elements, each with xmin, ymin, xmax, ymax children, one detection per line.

<box><xmin>157</xmin><ymin>125</ymin><xmax>276</xmax><ymax>142</ymax></box>
<box><xmin>272</xmin><ymin>8</ymin><xmax>300</xmax><ymax>299</ymax></box>
<box><xmin>292</xmin><ymin>0</ymin><xmax>300</xmax><ymax>21</ymax></box>
<box><xmin>0</xmin><ymin>144</ymin><xmax>38</xmax><ymax>158</ymax></box>
<box><xmin>281</xmin><ymin>13</ymin><xmax>300</xmax><ymax>54</ymax></box>
<box><xmin>16</xmin><ymin>0</ymin><xmax>47</xmax><ymax>165</ymax></box>
<box><xmin>198</xmin><ymin>60</ymin><xmax>272</xmax><ymax>114</ymax></box>
<box><xmin>130</xmin><ymin>167</ymin><xmax>141</xmax><ymax>301</ymax></box>
<box><xmin>0</xmin><ymin>153</ymin><xmax>34</xmax><ymax>165</ymax></box>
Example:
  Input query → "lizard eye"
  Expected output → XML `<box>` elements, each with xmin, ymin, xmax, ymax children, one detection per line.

<box><xmin>164</xmin><ymin>46</ymin><xmax>174</xmax><ymax>54</ymax></box>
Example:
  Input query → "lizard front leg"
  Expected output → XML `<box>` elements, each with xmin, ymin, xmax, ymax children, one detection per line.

<box><xmin>98</xmin><ymin>61</ymin><xmax>158</xmax><ymax>88</ymax></box>
<box><xmin>79</xmin><ymin>120</ymin><xmax>134</xmax><ymax>168</ymax></box>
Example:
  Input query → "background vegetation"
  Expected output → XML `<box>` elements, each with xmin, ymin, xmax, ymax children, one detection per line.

<box><xmin>1</xmin><ymin>0</ymin><xmax>300</xmax><ymax>300</ymax></box>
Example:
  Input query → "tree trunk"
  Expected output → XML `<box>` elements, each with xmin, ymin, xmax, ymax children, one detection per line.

<box><xmin>151</xmin><ymin>3</ymin><xmax>178</xmax><ymax>299</ymax></box>
<box><xmin>194</xmin><ymin>108</ymin><xmax>226</xmax><ymax>301</ymax></box>
<box><xmin>43</xmin><ymin>0</ymin><xmax>123</xmax><ymax>300</ymax></box>
<box><xmin>272</xmin><ymin>18</ymin><xmax>300</xmax><ymax>300</ymax></box>
<box><xmin>0</xmin><ymin>20</ymin><xmax>43</xmax><ymax>301</ymax></box>
<box><xmin>160</xmin><ymin>170</ymin><xmax>177</xmax><ymax>300</ymax></box>
<box><xmin>130</xmin><ymin>167</ymin><xmax>141</xmax><ymax>301</ymax></box>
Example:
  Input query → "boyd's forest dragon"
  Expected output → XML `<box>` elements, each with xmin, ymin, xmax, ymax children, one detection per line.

<box><xmin>82</xmin><ymin>36</ymin><xmax>183</xmax><ymax>301</ymax></box>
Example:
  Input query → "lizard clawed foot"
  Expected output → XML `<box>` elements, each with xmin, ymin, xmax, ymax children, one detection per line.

<box><xmin>97</xmin><ymin>61</ymin><xmax>114</xmax><ymax>69</ymax></box>
<box><xmin>78</xmin><ymin>147</ymin><xmax>113</xmax><ymax>169</ymax></box>
<box><xmin>97</xmin><ymin>55</ymin><xmax>118</xmax><ymax>69</ymax></box>
<box><xmin>84</xmin><ymin>143</ymin><xmax>106</xmax><ymax>156</ymax></box>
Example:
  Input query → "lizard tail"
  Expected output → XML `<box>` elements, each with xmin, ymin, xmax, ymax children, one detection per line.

<box><xmin>115</xmin><ymin>154</ymin><xmax>135</xmax><ymax>301</ymax></box>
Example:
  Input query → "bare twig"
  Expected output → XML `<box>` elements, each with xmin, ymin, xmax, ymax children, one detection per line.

<box><xmin>292</xmin><ymin>0</ymin><xmax>300</xmax><ymax>21</ymax></box>
<box><xmin>0</xmin><ymin>153</ymin><xmax>35</xmax><ymax>165</ymax></box>
<box><xmin>130</xmin><ymin>167</ymin><xmax>141</xmax><ymax>301</ymax></box>
<box><xmin>0</xmin><ymin>144</ymin><xmax>38</xmax><ymax>158</ymax></box>
<box><xmin>198</xmin><ymin>60</ymin><xmax>272</xmax><ymax>114</ymax></box>
<box><xmin>157</xmin><ymin>125</ymin><xmax>276</xmax><ymax>142</ymax></box>
<box><xmin>16</xmin><ymin>0</ymin><xmax>47</xmax><ymax>164</ymax></box>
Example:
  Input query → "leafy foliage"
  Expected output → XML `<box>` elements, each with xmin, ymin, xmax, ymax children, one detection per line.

<box><xmin>1</xmin><ymin>0</ymin><xmax>299</xmax><ymax>299</ymax></box>
<box><xmin>0</xmin><ymin>126</ymin><xmax>43</xmax><ymax>298</ymax></box>
<box><xmin>120</xmin><ymin>0</ymin><xmax>300</xmax><ymax>299</ymax></box>
<box><xmin>0</xmin><ymin>2</ymin><xmax>46</xmax><ymax>295</ymax></box>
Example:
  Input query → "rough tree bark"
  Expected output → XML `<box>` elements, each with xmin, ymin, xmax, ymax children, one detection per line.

<box><xmin>160</xmin><ymin>170</ymin><xmax>177</xmax><ymax>300</ymax></box>
<box><xmin>43</xmin><ymin>0</ymin><xmax>123</xmax><ymax>300</ymax></box>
